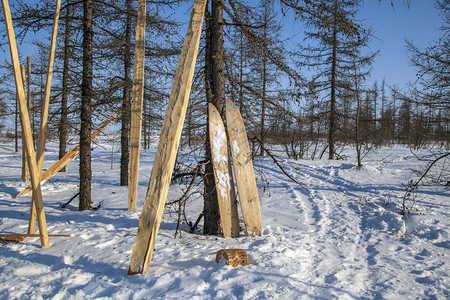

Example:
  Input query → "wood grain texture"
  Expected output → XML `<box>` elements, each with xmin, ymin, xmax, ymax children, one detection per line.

<box><xmin>127</xmin><ymin>0</ymin><xmax>147</xmax><ymax>211</ymax></box>
<box><xmin>225</xmin><ymin>99</ymin><xmax>262</xmax><ymax>236</ymax></box>
<box><xmin>29</xmin><ymin>0</ymin><xmax>61</xmax><ymax>234</ymax></box>
<box><xmin>16</xmin><ymin>109</ymin><xmax>119</xmax><ymax>198</ymax></box>
<box><xmin>208</xmin><ymin>103</ymin><xmax>232</xmax><ymax>238</ymax></box>
<box><xmin>2</xmin><ymin>0</ymin><xmax>49</xmax><ymax>247</ymax></box>
<box><xmin>128</xmin><ymin>0</ymin><xmax>207</xmax><ymax>275</ymax></box>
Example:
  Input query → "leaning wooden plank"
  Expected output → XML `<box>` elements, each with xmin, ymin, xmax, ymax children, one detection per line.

<box><xmin>2</xmin><ymin>0</ymin><xmax>49</xmax><ymax>248</ymax></box>
<box><xmin>225</xmin><ymin>99</ymin><xmax>262</xmax><ymax>236</ymax></box>
<box><xmin>15</xmin><ymin>109</ymin><xmax>120</xmax><ymax>198</ymax></box>
<box><xmin>228</xmin><ymin>155</ymin><xmax>240</xmax><ymax>238</ymax></box>
<box><xmin>127</xmin><ymin>0</ymin><xmax>146</xmax><ymax>211</ymax></box>
<box><xmin>20</xmin><ymin>65</ymin><xmax>28</xmax><ymax>183</ymax></box>
<box><xmin>208</xmin><ymin>103</ymin><xmax>232</xmax><ymax>238</ymax></box>
<box><xmin>128</xmin><ymin>0</ymin><xmax>207</xmax><ymax>275</ymax></box>
<box><xmin>28</xmin><ymin>0</ymin><xmax>61</xmax><ymax>235</ymax></box>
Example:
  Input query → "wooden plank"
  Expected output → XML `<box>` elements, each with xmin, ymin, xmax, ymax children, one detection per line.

<box><xmin>15</xmin><ymin>109</ymin><xmax>120</xmax><ymax>198</ymax></box>
<box><xmin>0</xmin><ymin>234</ymin><xmax>71</xmax><ymax>238</ymax></box>
<box><xmin>208</xmin><ymin>103</ymin><xmax>232</xmax><ymax>238</ymax></box>
<box><xmin>28</xmin><ymin>0</ymin><xmax>61</xmax><ymax>235</ymax></box>
<box><xmin>228</xmin><ymin>154</ymin><xmax>240</xmax><ymax>238</ymax></box>
<box><xmin>2</xmin><ymin>0</ymin><xmax>49</xmax><ymax>248</ymax></box>
<box><xmin>21</xmin><ymin>65</ymin><xmax>29</xmax><ymax>183</ymax></box>
<box><xmin>225</xmin><ymin>98</ymin><xmax>262</xmax><ymax>236</ymax></box>
<box><xmin>128</xmin><ymin>0</ymin><xmax>207</xmax><ymax>275</ymax></box>
<box><xmin>127</xmin><ymin>0</ymin><xmax>146</xmax><ymax>211</ymax></box>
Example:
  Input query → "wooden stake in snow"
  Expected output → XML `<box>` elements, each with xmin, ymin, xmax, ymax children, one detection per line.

<box><xmin>128</xmin><ymin>0</ymin><xmax>207</xmax><ymax>275</ymax></box>
<box><xmin>208</xmin><ymin>103</ymin><xmax>232</xmax><ymax>238</ymax></box>
<box><xmin>20</xmin><ymin>64</ymin><xmax>29</xmax><ymax>183</ymax></box>
<box><xmin>15</xmin><ymin>109</ymin><xmax>120</xmax><ymax>198</ymax></box>
<box><xmin>28</xmin><ymin>0</ymin><xmax>61</xmax><ymax>235</ymax></box>
<box><xmin>2</xmin><ymin>0</ymin><xmax>49</xmax><ymax>248</ymax></box>
<box><xmin>127</xmin><ymin>0</ymin><xmax>146</xmax><ymax>211</ymax></box>
<box><xmin>226</xmin><ymin>99</ymin><xmax>262</xmax><ymax>236</ymax></box>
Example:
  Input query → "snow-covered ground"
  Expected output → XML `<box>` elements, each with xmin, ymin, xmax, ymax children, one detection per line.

<box><xmin>0</xmin><ymin>139</ymin><xmax>448</xmax><ymax>299</ymax></box>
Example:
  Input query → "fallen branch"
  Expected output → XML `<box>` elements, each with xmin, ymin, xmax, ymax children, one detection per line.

<box><xmin>60</xmin><ymin>192</ymin><xmax>79</xmax><ymax>209</ymax></box>
<box><xmin>252</xmin><ymin>138</ymin><xmax>312</xmax><ymax>196</ymax></box>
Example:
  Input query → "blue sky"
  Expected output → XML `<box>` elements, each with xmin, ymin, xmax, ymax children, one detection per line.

<box><xmin>359</xmin><ymin>0</ymin><xmax>444</xmax><ymax>89</ymax></box>
<box><xmin>1</xmin><ymin>0</ymin><xmax>444</xmax><ymax>93</ymax></box>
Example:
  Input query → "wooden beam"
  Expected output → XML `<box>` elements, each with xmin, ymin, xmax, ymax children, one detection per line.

<box><xmin>127</xmin><ymin>0</ymin><xmax>146</xmax><ymax>211</ymax></box>
<box><xmin>128</xmin><ymin>0</ymin><xmax>207</xmax><ymax>275</ymax></box>
<box><xmin>28</xmin><ymin>0</ymin><xmax>61</xmax><ymax>235</ymax></box>
<box><xmin>15</xmin><ymin>109</ymin><xmax>120</xmax><ymax>198</ymax></box>
<box><xmin>2</xmin><ymin>0</ymin><xmax>49</xmax><ymax>248</ymax></box>
<box><xmin>21</xmin><ymin>64</ymin><xmax>29</xmax><ymax>183</ymax></box>
<box><xmin>0</xmin><ymin>234</ymin><xmax>70</xmax><ymax>243</ymax></box>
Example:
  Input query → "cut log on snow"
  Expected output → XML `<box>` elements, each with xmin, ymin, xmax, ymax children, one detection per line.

<box><xmin>225</xmin><ymin>99</ymin><xmax>262</xmax><ymax>236</ymax></box>
<box><xmin>127</xmin><ymin>0</ymin><xmax>146</xmax><ymax>211</ymax></box>
<box><xmin>208</xmin><ymin>103</ymin><xmax>232</xmax><ymax>238</ymax></box>
<box><xmin>15</xmin><ymin>109</ymin><xmax>120</xmax><ymax>198</ymax></box>
<box><xmin>215</xmin><ymin>249</ymin><xmax>248</xmax><ymax>267</ymax></box>
<box><xmin>128</xmin><ymin>0</ymin><xmax>207</xmax><ymax>275</ymax></box>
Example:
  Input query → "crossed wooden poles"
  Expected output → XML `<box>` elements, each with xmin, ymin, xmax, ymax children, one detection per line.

<box><xmin>1</xmin><ymin>0</ymin><xmax>118</xmax><ymax>247</ymax></box>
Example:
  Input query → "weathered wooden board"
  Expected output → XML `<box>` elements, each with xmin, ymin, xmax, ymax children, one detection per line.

<box><xmin>228</xmin><ymin>155</ymin><xmax>240</xmax><ymax>238</ymax></box>
<box><xmin>225</xmin><ymin>99</ymin><xmax>262</xmax><ymax>236</ymax></box>
<box><xmin>208</xmin><ymin>103</ymin><xmax>232</xmax><ymax>238</ymax></box>
<box><xmin>127</xmin><ymin>0</ymin><xmax>146</xmax><ymax>211</ymax></box>
<box><xmin>2</xmin><ymin>0</ymin><xmax>49</xmax><ymax>247</ymax></box>
<box><xmin>15</xmin><ymin>109</ymin><xmax>119</xmax><ymax>198</ymax></box>
<box><xmin>128</xmin><ymin>0</ymin><xmax>207</xmax><ymax>275</ymax></box>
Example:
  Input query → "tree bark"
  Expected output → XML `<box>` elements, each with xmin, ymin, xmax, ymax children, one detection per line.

<box><xmin>328</xmin><ymin>0</ymin><xmax>338</xmax><ymax>160</ymax></box>
<box><xmin>79</xmin><ymin>0</ymin><xmax>93</xmax><ymax>211</ymax></box>
<box><xmin>204</xmin><ymin>0</ymin><xmax>225</xmax><ymax>235</ymax></box>
<box><xmin>59</xmin><ymin>0</ymin><xmax>71</xmax><ymax>173</ymax></box>
<box><xmin>120</xmin><ymin>0</ymin><xmax>132</xmax><ymax>186</ymax></box>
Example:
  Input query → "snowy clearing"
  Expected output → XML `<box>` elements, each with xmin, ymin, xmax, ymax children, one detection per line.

<box><xmin>0</xmin><ymin>140</ymin><xmax>448</xmax><ymax>299</ymax></box>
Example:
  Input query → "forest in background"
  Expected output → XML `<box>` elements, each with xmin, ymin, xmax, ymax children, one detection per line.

<box><xmin>0</xmin><ymin>0</ymin><xmax>448</xmax><ymax>231</ymax></box>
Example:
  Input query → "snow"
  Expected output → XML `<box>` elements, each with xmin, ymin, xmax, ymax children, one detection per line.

<box><xmin>0</xmin><ymin>140</ymin><xmax>449</xmax><ymax>299</ymax></box>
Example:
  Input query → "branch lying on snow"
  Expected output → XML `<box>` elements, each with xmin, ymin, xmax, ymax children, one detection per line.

<box><xmin>410</xmin><ymin>151</ymin><xmax>450</xmax><ymax>190</ymax></box>
<box><xmin>401</xmin><ymin>151</ymin><xmax>450</xmax><ymax>215</ymax></box>
<box><xmin>251</xmin><ymin>138</ymin><xmax>312</xmax><ymax>197</ymax></box>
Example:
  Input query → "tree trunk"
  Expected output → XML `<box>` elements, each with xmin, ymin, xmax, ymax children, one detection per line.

<box><xmin>120</xmin><ymin>0</ymin><xmax>132</xmax><ymax>186</ymax></box>
<box><xmin>328</xmin><ymin>0</ymin><xmax>338</xmax><ymax>160</ymax></box>
<box><xmin>204</xmin><ymin>0</ymin><xmax>225</xmax><ymax>235</ymax></box>
<box><xmin>79</xmin><ymin>0</ymin><xmax>93</xmax><ymax>211</ymax></box>
<box><xmin>59</xmin><ymin>0</ymin><xmax>71</xmax><ymax>173</ymax></box>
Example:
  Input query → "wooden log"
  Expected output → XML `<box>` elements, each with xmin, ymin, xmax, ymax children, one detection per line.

<box><xmin>215</xmin><ymin>249</ymin><xmax>248</xmax><ymax>267</ymax></box>
<box><xmin>226</xmin><ymin>99</ymin><xmax>262</xmax><ymax>236</ymax></box>
<box><xmin>28</xmin><ymin>0</ymin><xmax>61</xmax><ymax>235</ymax></box>
<box><xmin>2</xmin><ymin>0</ymin><xmax>49</xmax><ymax>248</ymax></box>
<box><xmin>208</xmin><ymin>103</ymin><xmax>232</xmax><ymax>238</ymax></box>
<box><xmin>15</xmin><ymin>109</ymin><xmax>120</xmax><ymax>198</ymax></box>
<box><xmin>128</xmin><ymin>0</ymin><xmax>207</xmax><ymax>275</ymax></box>
<box><xmin>127</xmin><ymin>0</ymin><xmax>146</xmax><ymax>211</ymax></box>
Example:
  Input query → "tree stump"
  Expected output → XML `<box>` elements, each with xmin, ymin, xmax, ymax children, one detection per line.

<box><xmin>215</xmin><ymin>249</ymin><xmax>248</xmax><ymax>267</ymax></box>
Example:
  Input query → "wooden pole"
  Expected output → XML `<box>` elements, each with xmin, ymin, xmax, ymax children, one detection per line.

<box><xmin>128</xmin><ymin>0</ymin><xmax>207</xmax><ymax>275</ymax></box>
<box><xmin>16</xmin><ymin>109</ymin><xmax>120</xmax><ymax>198</ymax></box>
<box><xmin>2</xmin><ymin>0</ymin><xmax>49</xmax><ymax>248</ymax></box>
<box><xmin>21</xmin><ymin>65</ymin><xmax>29</xmax><ymax>182</ymax></box>
<box><xmin>127</xmin><ymin>0</ymin><xmax>146</xmax><ymax>211</ymax></box>
<box><xmin>28</xmin><ymin>0</ymin><xmax>61</xmax><ymax>235</ymax></box>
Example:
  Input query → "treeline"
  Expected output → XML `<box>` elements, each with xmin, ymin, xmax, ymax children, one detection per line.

<box><xmin>0</xmin><ymin>0</ymin><xmax>448</xmax><ymax>221</ymax></box>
